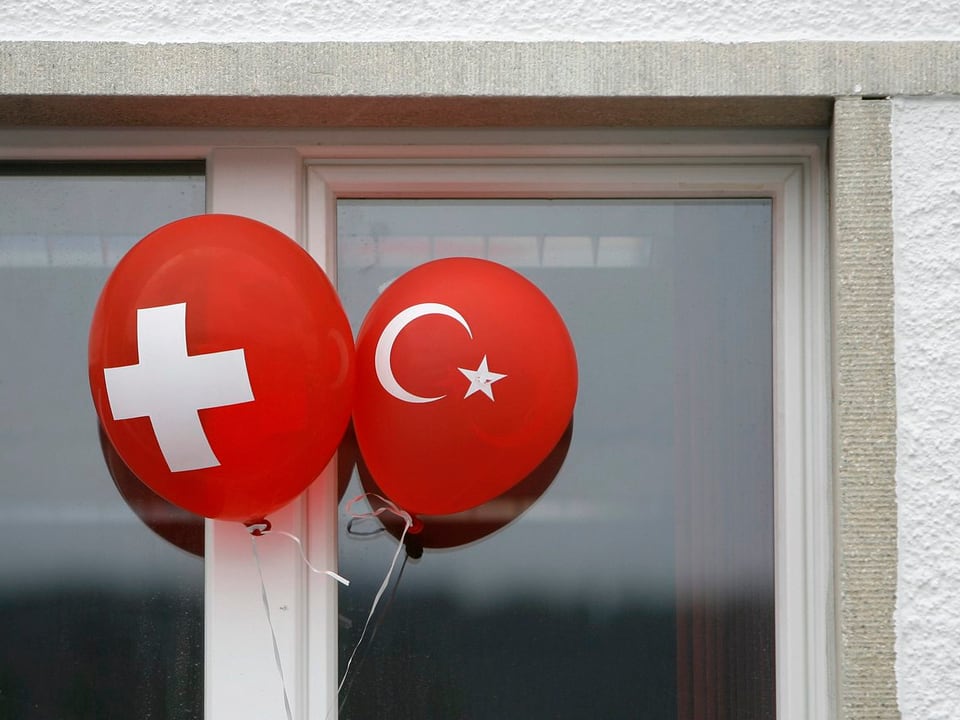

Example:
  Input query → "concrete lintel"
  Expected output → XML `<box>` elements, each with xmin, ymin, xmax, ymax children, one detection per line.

<box><xmin>3</xmin><ymin>41</ymin><xmax>959</xmax><ymax>97</ymax></box>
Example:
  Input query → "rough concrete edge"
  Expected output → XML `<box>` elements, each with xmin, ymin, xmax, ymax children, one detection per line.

<box><xmin>0</xmin><ymin>41</ymin><xmax>957</xmax><ymax>98</ymax></box>
<box><xmin>831</xmin><ymin>97</ymin><xmax>898</xmax><ymax>719</ymax></box>
<box><xmin>0</xmin><ymin>95</ymin><xmax>835</xmax><ymax>129</ymax></box>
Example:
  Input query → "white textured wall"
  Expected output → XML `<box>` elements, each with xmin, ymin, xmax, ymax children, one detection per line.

<box><xmin>894</xmin><ymin>97</ymin><xmax>960</xmax><ymax>720</ymax></box>
<box><xmin>2</xmin><ymin>0</ymin><xmax>960</xmax><ymax>42</ymax></box>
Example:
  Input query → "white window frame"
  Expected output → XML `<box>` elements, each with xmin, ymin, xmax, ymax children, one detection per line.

<box><xmin>305</xmin><ymin>148</ymin><xmax>832</xmax><ymax>720</ymax></box>
<box><xmin>0</xmin><ymin>131</ymin><xmax>832</xmax><ymax>720</ymax></box>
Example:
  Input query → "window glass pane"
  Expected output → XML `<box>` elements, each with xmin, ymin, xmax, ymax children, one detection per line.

<box><xmin>336</xmin><ymin>199</ymin><xmax>774</xmax><ymax>719</ymax></box>
<box><xmin>0</xmin><ymin>171</ymin><xmax>206</xmax><ymax>719</ymax></box>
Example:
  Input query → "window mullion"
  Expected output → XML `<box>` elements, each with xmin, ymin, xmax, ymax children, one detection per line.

<box><xmin>205</xmin><ymin>147</ymin><xmax>309</xmax><ymax>720</ymax></box>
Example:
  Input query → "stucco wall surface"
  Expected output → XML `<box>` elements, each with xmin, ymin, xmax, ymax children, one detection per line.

<box><xmin>893</xmin><ymin>96</ymin><xmax>960</xmax><ymax>720</ymax></box>
<box><xmin>2</xmin><ymin>0</ymin><xmax>960</xmax><ymax>42</ymax></box>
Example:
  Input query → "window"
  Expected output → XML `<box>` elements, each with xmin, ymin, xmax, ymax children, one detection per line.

<box><xmin>0</xmin><ymin>139</ymin><xmax>830</xmax><ymax>720</ymax></box>
<box><xmin>0</xmin><ymin>164</ymin><xmax>206</xmax><ymax>719</ymax></box>
<box><xmin>334</xmin><ymin>197</ymin><xmax>774</xmax><ymax>718</ymax></box>
<box><xmin>304</xmin><ymin>151</ymin><xmax>831</xmax><ymax>720</ymax></box>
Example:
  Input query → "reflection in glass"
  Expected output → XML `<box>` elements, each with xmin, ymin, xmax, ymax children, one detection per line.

<box><xmin>337</xmin><ymin>199</ymin><xmax>774</xmax><ymax>719</ymax></box>
<box><xmin>0</xmin><ymin>170</ymin><xmax>206</xmax><ymax>719</ymax></box>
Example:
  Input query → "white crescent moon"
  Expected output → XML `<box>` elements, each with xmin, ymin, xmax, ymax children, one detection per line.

<box><xmin>375</xmin><ymin>302</ymin><xmax>473</xmax><ymax>404</ymax></box>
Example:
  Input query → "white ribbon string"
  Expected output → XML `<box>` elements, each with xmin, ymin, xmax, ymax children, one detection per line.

<box><xmin>248</xmin><ymin>523</ymin><xmax>350</xmax><ymax>720</ymax></box>
<box><xmin>273</xmin><ymin>530</ymin><xmax>350</xmax><ymax>586</ymax></box>
<box><xmin>247</xmin><ymin>495</ymin><xmax>412</xmax><ymax>720</ymax></box>
<box><xmin>337</xmin><ymin>494</ymin><xmax>414</xmax><ymax>694</ymax></box>
<box><xmin>338</xmin><ymin>550</ymin><xmax>409</xmax><ymax>713</ymax></box>
<box><xmin>250</xmin><ymin>533</ymin><xmax>294</xmax><ymax>720</ymax></box>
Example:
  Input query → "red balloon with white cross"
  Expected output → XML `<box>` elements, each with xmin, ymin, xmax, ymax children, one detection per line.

<box><xmin>88</xmin><ymin>214</ymin><xmax>355</xmax><ymax>523</ymax></box>
<box><xmin>352</xmin><ymin>257</ymin><xmax>578</xmax><ymax>516</ymax></box>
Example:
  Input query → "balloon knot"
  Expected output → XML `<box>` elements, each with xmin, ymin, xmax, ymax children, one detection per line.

<box><xmin>246</xmin><ymin>519</ymin><xmax>272</xmax><ymax>536</ymax></box>
<box><xmin>404</xmin><ymin>536</ymin><xmax>424</xmax><ymax>559</ymax></box>
<box><xmin>408</xmin><ymin>515</ymin><xmax>424</xmax><ymax>535</ymax></box>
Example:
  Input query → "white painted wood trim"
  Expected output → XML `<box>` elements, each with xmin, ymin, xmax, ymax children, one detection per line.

<box><xmin>769</xmin><ymin>150</ymin><xmax>833</xmax><ymax>720</ymax></box>
<box><xmin>800</xmin><ymin>147</ymin><xmax>835</xmax><ymax>719</ymax></box>
<box><xmin>304</xmin><ymin>163</ymin><xmax>343</xmax><ymax>719</ymax></box>
<box><xmin>307</xmin><ymin>151</ymin><xmax>832</xmax><ymax>720</ymax></box>
<box><xmin>0</xmin><ymin>127</ymin><xmax>825</xmax><ymax>161</ymax></box>
<box><xmin>306</xmin><ymin>161</ymin><xmax>814</xmax><ymax>199</ymax></box>
<box><xmin>205</xmin><ymin>147</ymin><xmax>310</xmax><ymax>720</ymax></box>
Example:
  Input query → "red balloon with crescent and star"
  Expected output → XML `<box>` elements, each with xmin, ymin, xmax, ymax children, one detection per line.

<box><xmin>352</xmin><ymin>257</ymin><xmax>578</xmax><ymax>516</ymax></box>
<box><xmin>88</xmin><ymin>214</ymin><xmax>355</xmax><ymax>523</ymax></box>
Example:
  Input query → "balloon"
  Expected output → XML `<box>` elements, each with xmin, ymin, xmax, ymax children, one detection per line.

<box><xmin>98</xmin><ymin>424</ymin><xmax>204</xmax><ymax>558</ymax></box>
<box><xmin>358</xmin><ymin>421</ymin><xmax>573</xmax><ymax>556</ymax></box>
<box><xmin>337</xmin><ymin>421</ymin><xmax>360</xmax><ymax>502</ymax></box>
<box><xmin>352</xmin><ymin>258</ymin><xmax>577</xmax><ymax>516</ymax></box>
<box><xmin>89</xmin><ymin>214</ymin><xmax>355</xmax><ymax>523</ymax></box>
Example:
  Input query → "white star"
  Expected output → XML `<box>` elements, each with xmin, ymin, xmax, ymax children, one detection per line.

<box><xmin>457</xmin><ymin>355</ymin><xmax>507</xmax><ymax>401</ymax></box>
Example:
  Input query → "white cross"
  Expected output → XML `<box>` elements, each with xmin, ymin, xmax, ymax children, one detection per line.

<box><xmin>103</xmin><ymin>302</ymin><xmax>255</xmax><ymax>472</ymax></box>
